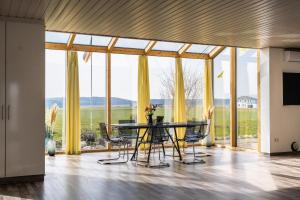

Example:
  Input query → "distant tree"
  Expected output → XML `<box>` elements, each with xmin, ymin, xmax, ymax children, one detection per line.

<box><xmin>160</xmin><ymin>63</ymin><xmax>203</xmax><ymax>114</ymax></box>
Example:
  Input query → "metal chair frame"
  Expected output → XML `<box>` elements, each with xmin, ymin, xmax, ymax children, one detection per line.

<box><xmin>97</xmin><ymin>123</ymin><xmax>130</xmax><ymax>165</ymax></box>
<box><xmin>175</xmin><ymin>120</ymin><xmax>211</xmax><ymax>164</ymax></box>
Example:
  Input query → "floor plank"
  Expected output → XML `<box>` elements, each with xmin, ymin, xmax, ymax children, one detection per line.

<box><xmin>0</xmin><ymin>147</ymin><xmax>300</xmax><ymax>200</ymax></box>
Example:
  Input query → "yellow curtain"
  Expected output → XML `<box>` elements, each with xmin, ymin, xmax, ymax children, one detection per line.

<box><xmin>65</xmin><ymin>51</ymin><xmax>81</xmax><ymax>154</ymax></box>
<box><xmin>174</xmin><ymin>57</ymin><xmax>186</xmax><ymax>146</ymax></box>
<box><xmin>137</xmin><ymin>55</ymin><xmax>150</xmax><ymax>148</ymax></box>
<box><xmin>137</xmin><ymin>55</ymin><xmax>150</xmax><ymax>123</ymax></box>
<box><xmin>203</xmin><ymin>59</ymin><xmax>215</xmax><ymax>145</ymax></box>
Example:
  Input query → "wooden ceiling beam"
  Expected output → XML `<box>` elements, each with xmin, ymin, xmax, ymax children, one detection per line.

<box><xmin>209</xmin><ymin>46</ymin><xmax>226</xmax><ymax>59</ymax></box>
<box><xmin>67</xmin><ymin>33</ymin><xmax>76</xmax><ymax>49</ymax></box>
<box><xmin>45</xmin><ymin>42</ymin><xmax>210</xmax><ymax>59</ymax></box>
<box><xmin>144</xmin><ymin>41</ymin><xmax>157</xmax><ymax>54</ymax></box>
<box><xmin>178</xmin><ymin>43</ymin><xmax>192</xmax><ymax>56</ymax></box>
<box><xmin>107</xmin><ymin>37</ymin><xmax>118</xmax><ymax>51</ymax></box>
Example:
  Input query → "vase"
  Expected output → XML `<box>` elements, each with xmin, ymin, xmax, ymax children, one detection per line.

<box><xmin>205</xmin><ymin>134</ymin><xmax>212</xmax><ymax>147</ymax></box>
<box><xmin>47</xmin><ymin>139</ymin><xmax>56</xmax><ymax>156</ymax></box>
<box><xmin>147</xmin><ymin>114</ymin><xmax>153</xmax><ymax>124</ymax></box>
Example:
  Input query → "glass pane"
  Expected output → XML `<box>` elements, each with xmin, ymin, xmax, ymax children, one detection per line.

<box><xmin>111</xmin><ymin>54</ymin><xmax>138</xmax><ymax>124</ymax></box>
<box><xmin>115</xmin><ymin>38</ymin><xmax>150</xmax><ymax>49</ymax></box>
<box><xmin>213</xmin><ymin>48</ymin><xmax>231</xmax><ymax>145</ymax></box>
<box><xmin>91</xmin><ymin>53</ymin><xmax>106</xmax><ymax>149</ymax></box>
<box><xmin>237</xmin><ymin>48</ymin><xmax>258</xmax><ymax>150</ymax></box>
<box><xmin>182</xmin><ymin>58</ymin><xmax>205</xmax><ymax>121</ymax></box>
<box><xmin>74</xmin><ymin>34</ymin><xmax>92</xmax><ymax>45</ymax></box>
<box><xmin>187</xmin><ymin>44</ymin><xmax>216</xmax><ymax>54</ymax></box>
<box><xmin>92</xmin><ymin>35</ymin><xmax>112</xmax><ymax>46</ymax></box>
<box><xmin>46</xmin><ymin>31</ymin><xmax>70</xmax><ymax>43</ymax></box>
<box><xmin>148</xmin><ymin>56</ymin><xmax>175</xmax><ymax>122</ymax></box>
<box><xmin>78</xmin><ymin>52</ymin><xmax>106</xmax><ymax>150</ymax></box>
<box><xmin>78</xmin><ymin>51</ymin><xmax>92</xmax><ymax>150</ymax></box>
<box><xmin>152</xmin><ymin>41</ymin><xmax>184</xmax><ymax>51</ymax></box>
<box><xmin>45</xmin><ymin>50</ymin><xmax>66</xmax><ymax>152</ymax></box>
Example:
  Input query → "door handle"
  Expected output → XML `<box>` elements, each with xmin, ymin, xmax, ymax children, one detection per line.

<box><xmin>7</xmin><ymin>105</ymin><xmax>10</xmax><ymax>120</ymax></box>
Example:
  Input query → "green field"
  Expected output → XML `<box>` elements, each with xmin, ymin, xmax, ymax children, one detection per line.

<box><xmin>48</xmin><ymin>106</ymin><xmax>257</xmax><ymax>149</ymax></box>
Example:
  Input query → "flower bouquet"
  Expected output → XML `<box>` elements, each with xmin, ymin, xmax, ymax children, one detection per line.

<box><xmin>145</xmin><ymin>104</ymin><xmax>158</xmax><ymax>124</ymax></box>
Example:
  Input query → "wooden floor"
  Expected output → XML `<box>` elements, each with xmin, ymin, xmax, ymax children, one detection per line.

<box><xmin>1</xmin><ymin>147</ymin><xmax>300</xmax><ymax>200</ymax></box>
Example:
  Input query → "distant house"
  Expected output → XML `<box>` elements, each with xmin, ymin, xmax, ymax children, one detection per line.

<box><xmin>237</xmin><ymin>96</ymin><xmax>257</xmax><ymax>108</ymax></box>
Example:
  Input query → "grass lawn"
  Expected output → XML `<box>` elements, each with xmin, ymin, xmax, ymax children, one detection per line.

<box><xmin>49</xmin><ymin>106</ymin><xmax>258</xmax><ymax>149</ymax></box>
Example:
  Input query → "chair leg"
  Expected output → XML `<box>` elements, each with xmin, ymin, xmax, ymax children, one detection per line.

<box><xmin>158</xmin><ymin>145</ymin><xmax>161</xmax><ymax>161</ymax></box>
<box><xmin>173</xmin><ymin>146</ymin><xmax>175</xmax><ymax>157</ymax></box>
<box><xmin>162</xmin><ymin>143</ymin><xmax>166</xmax><ymax>157</ymax></box>
<box><xmin>126</xmin><ymin>143</ymin><xmax>129</xmax><ymax>161</ymax></box>
<box><xmin>192</xmin><ymin>142</ymin><xmax>196</xmax><ymax>159</ymax></box>
<box><xmin>98</xmin><ymin>143</ymin><xmax>128</xmax><ymax>164</ymax></box>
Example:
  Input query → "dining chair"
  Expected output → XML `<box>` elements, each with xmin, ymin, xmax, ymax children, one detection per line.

<box><xmin>142</xmin><ymin>116</ymin><xmax>169</xmax><ymax>161</ymax></box>
<box><xmin>177</xmin><ymin>120</ymin><xmax>210</xmax><ymax>164</ymax></box>
<box><xmin>118</xmin><ymin>119</ymin><xmax>137</xmax><ymax>140</ymax></box>
<box><xmin>97</xmin><ymin>123</ymin><xmax>130</xmax><ymax>165</ymax></box>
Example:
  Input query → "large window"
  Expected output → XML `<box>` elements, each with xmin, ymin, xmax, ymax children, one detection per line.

<box><xmin>237</xmin><ymin>48</ymin><xmax>258</xmax><ymax>150</ymax></box>
<box><xmin>111</xmin><ymin>54</ymin><xmax>138</xmax><ymax>124</ymax></box>
<box><xmin>148</xmin><ymin>56</ymin><xmax>175</xmax><ymax>122</ymax></box>
<box><xmin>45</xmin><ymin>50</ymin><xmax>66</xmax><ymax>151</ymax></box>
<box><xmin>182</xmin><ymin>58</ymin><xmax>205</xmax><ymax>121</ymax></box>
<box><xmin>78</xmin><ymin>52</ymin><xmax>106</xmax><ymax>150</ymax></box>
<box><xmin>213</xmin><ymin>48</ymin><xmax>231</xmax><ymax>145</ymax></box>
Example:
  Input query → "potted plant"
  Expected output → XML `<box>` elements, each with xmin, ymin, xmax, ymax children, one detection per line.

<box><xmin>45</xmin><ymin>104</ymin><xmax>59</xmax><ymax>156</ymax></box>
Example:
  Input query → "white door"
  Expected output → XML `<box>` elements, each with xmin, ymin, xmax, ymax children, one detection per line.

<box><xmin>0</xmin><ymin>21</ymin><xmax>5</xmax><ymax>178</ymax></box>
<box><xmin>5</xmin><ymin>22</ymin><xmax>45</xmax><ymax>177</ymax></box>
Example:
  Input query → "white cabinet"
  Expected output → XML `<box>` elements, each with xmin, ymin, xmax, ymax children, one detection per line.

<box><xmin>0</xmin><ymin>21</ymin><xmax>45</xmax><ymax>178</ymax></box>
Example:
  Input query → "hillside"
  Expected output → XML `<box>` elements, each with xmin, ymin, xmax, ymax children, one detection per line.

<box><xmin>45</xmin><ymin>96</ymin><xmax>246</xmax><ymax>108</ymax></box>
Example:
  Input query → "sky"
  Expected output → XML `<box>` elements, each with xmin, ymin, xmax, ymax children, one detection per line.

<box><xmin>46</xmin><ymin>48</ymin><xmax>257</xmax><ymax>100</ymax></box>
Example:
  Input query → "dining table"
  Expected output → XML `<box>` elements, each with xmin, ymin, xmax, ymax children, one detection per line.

<box><xmin>111</xmin><ymin>121</ymin><xmax>207</xmax><ymax>166</ymax></box>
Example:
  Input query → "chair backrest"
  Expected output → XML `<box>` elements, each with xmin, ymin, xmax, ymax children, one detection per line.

<box><xmin>185</xmin><ymin>121</ymin><xmax>207</xmax><ymax>140</ymax></box>
<box><xmin>118</xmin><ymin>119</ymin><xmax>135</xmax><ymax>124</ymax></box>
<box><xmin>152</xmin><ymin>116</ymin><xmax>169</xmax><ymax>142</ymax></box>
<box><xmin>156</xmin><ymin>116</ymin><xmax>164</xmax><ymax>124</ymax></box>
<box><xmin>99</xmin><ymin>123</ymin><xmax>110</xmax><ymax>141</ymax></box>
<box><xmin>118</xmin><ymin>119</ymin><xmax>137</xmax><ymax>136</ymax></box>
<box><xmin>185</xmin><ymin>120</ymin><xmax>198</xmax><ymax>136</ymax></box>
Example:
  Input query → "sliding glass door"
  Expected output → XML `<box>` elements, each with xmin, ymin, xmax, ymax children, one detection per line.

<box><xmin>78</xmin><ymin>52</ymin><xmax>106</xmax><ymax>150</ymax></box>
<box><xmin>237</xmin><ymin>48</ymin><xmax>258</xmax><ymax>150</ymax></box>
<box><xmin>213</xmin><ymin>48</ymin><xmax>231</xmax><ymax>145</ymax></box>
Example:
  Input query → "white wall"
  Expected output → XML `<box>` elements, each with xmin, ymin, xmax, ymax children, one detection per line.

<box><xmin>260</xmin><ymin>47</ymin><xmax>300</xmax><ymax>153</ymax></box>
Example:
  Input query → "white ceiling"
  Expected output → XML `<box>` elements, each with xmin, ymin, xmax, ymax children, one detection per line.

<box><xmin>1</xmin><ymin>0</ymin><xmax>300</xmax><ymax>49</ymax></box>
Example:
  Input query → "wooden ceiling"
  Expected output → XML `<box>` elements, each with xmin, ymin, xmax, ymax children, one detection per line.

<box><xmin>1</xmin><ymin>0</ymin><xmax>300</xmax><ymax>48</ymax></box>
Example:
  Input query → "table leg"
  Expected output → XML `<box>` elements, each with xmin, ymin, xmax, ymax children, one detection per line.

<box><xmin>146</xmin><ymin>128</ymin><xmax>153</xmax><ymax>164</ymax></box>
<box><xmin>173</xmin><ymin>127</ymin><xmax>182</xmax><ymax>161</ymax></box>
<box><xmin>131</xmin><ymin>128</ymin><xmax>148</xmax><ymax>161</ymax></box>
<box><xmin>164</xmin><ymin>127</ymin><xmax>181</xmax><ymax>160</ymax></box>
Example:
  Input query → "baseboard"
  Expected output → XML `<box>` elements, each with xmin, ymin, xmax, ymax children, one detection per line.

<box><xmin>0</xmin><ymin>174</ymin><xmax>44</xmax><ymax>184</ymax></box>
<box><xmin>263</xmin><ymin>151</ymin><xmax>300</xmax><ymax>156</ymax></box>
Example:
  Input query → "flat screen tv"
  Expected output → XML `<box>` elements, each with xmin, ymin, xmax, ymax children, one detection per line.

<box><xmin>283</xmin><ymin>72</ymin><xmax>300</xmax><ymax>105</ymax></box>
